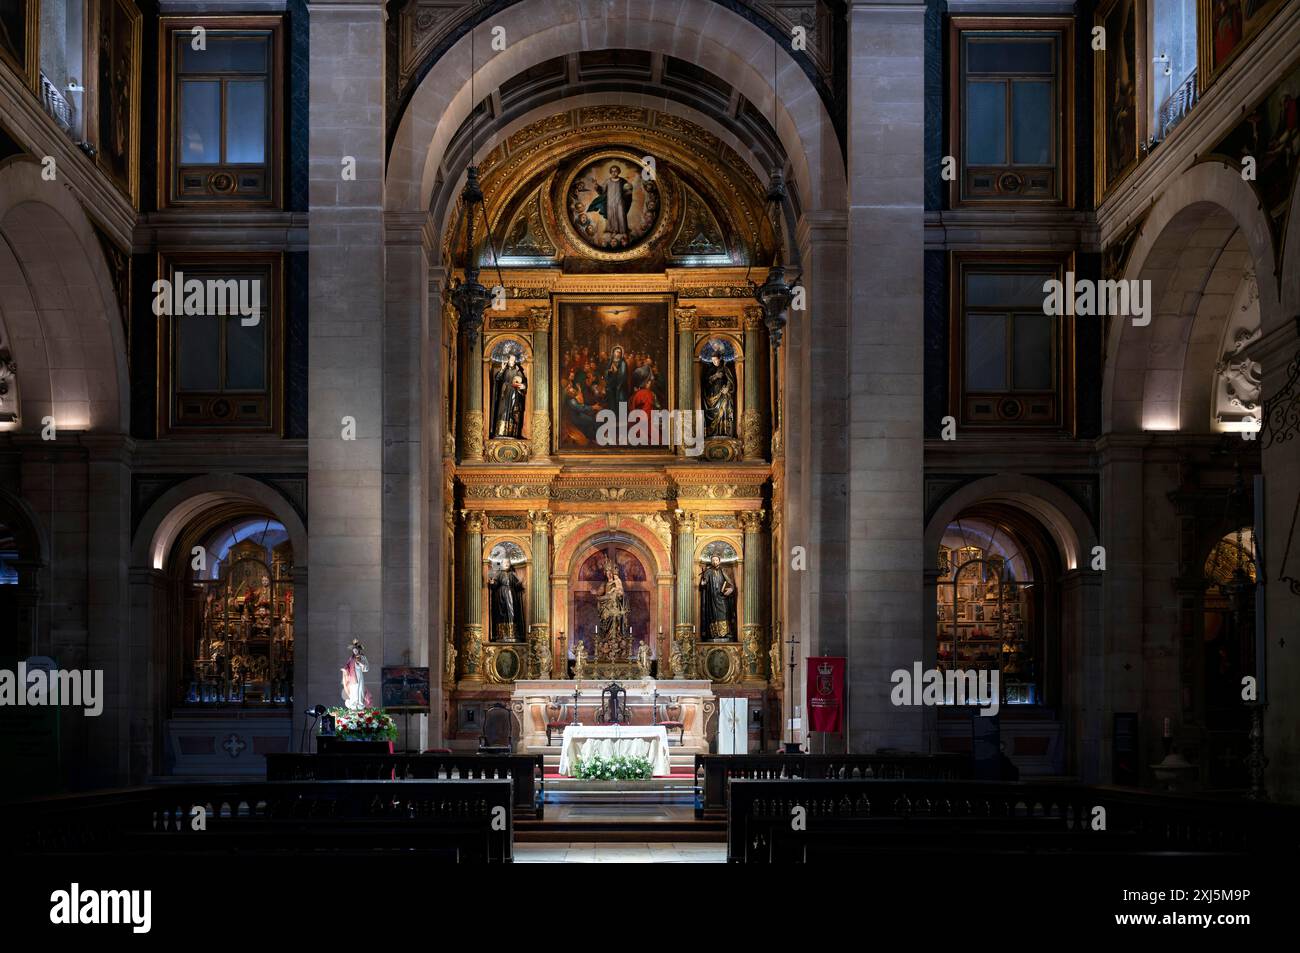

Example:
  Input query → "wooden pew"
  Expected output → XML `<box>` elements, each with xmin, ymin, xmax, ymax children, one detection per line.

<box><xmin>725</xmin><ymin>779</ymin><xmax>1300</xmax><ymax>862</ymax></box>
<box><xmin>264</xmin><ymin>752</ymin><xmax>544</xmax><ymax>819</ymax></box>
<box><xmin>12</xmin><ymin>779</ymin><xmax>515</xmax><ymax>863</ymax></box>
<box><xmin>695</xmin><ymin>753</ymin><xmax>971</xmax><ymax>820</ymax></box>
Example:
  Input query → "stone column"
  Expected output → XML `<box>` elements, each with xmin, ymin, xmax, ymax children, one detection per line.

<box><xmin>307</xmin><ymin>0</ymin><xmax>387</xmax><ymax>716</ymax></box>
<box><xmin>841</xmin><ymin>0</ymin><xmax>927</xmax><ymax>752</ymax></box>
<box><xmin>528</xmin><ymin>509</ymin><xmax>552</xmax><ymax>677</ymax></box>
<box><xmin>529</xmin><ymin>307</ymin><xmax>551</xmax><ymax>459</ymax></box>
<box><xmin>672</xmin><ymin>509</ymin><xmax>697</xmax><ymax>677</ymax></box>
<box><xmin>459</xmin><ymin>510</ymin><xmax>486</xmax><ymax>681</ymax></box>
<box><xmin>742</xmin><ymin>307</ymin><xmax>768</xmax><ymax>460</ymax></box>
<box><xmin>740</xmin><ymin>509</ymin><xmax>767</xmax><ymax>682</ymax></box>
<box><xmin>675</xmin><ymin>307</ymin><xmax>697</xmax><ymax>453</ymax></box>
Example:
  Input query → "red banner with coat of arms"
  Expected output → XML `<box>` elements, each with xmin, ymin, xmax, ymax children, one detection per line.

<box><xmin>807</xmin><ymin>656</ymin><xmax>845</xmax><ymax>733</ymax></box>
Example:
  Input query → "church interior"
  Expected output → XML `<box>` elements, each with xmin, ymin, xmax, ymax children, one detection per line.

<box><xmin>2</xmin><ymin>0</ymin><xmax>1300</xmax><ymax>915</ymax></box>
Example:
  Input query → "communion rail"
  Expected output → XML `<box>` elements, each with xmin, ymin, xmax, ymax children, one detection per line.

<box><xmin>726</xmin><ymin>779</ymin><xmax>1300</xmax><ymax>862</ymax></box>
<box><xmin>266</xmin><ymin>752</ymin><xmax>544</xmax><ymax>818</ymax></box>
<box><xmin>695</xmin><ymin>753</ymin><xmax>970</xmax><ymax>819</ymax></box>
<box><xmin>9</xmin><ymin>779</ymin><xmax>515</xmax><ymax>863</ymax></box>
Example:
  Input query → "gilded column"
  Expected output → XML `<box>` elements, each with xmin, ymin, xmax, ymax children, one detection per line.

<box><xmin>459</xmin><ymin>509</ymin><xmax>486</xmax><ymax>681</ymax></box>
<box><xmin>672</xmin><ymin>509</ymin><xmax>697</xmax><ymax>677</ymax></box>
<box><xmin>742</xmin><ymin>306</ymin><xmax>768</xmax><ymax>460</ymax></box>
<box><xmin>529</xmin><ymin>307</ymin><xmax>551</xmax><ymax>458</ymax></box>
<box><xmin>443</xmin><ymin>302</ymin><xmax>459</xmax><ymax>459</ymax></box>
<box><xmin>460</xmin><ymin>324</ymin><xmax>484</xmax><ymax>460</ymax></box>
<box><xmin>739</xmin><ymin>509</ymin><xmax>767</xmax><ymax>681</ymax></box>
<box><xmin>528</xmin><ymin>509</ymin><xmax>553</xmax><ymax>678</ymax></box>
<box><xmin>675</xmin><ymin>307</ymin><xmax>697</xmax><ymax>456</ymax></box>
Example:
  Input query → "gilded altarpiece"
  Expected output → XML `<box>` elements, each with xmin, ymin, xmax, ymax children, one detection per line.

<box><xmin>441</xmin><ymin>107</ymin><xmax>784</xmax><ymax>743</ymax></box>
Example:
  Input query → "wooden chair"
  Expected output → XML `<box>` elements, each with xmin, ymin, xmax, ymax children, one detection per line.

<box><xmin>545</xmin><ymin>700</ymin><xmax>576</xmax><ymax>746</ymax></box>
<box><xmin>653</xmin><ymin>690</ymin><xmax>685</xmax><ymax>744</ymax></box>
<box><xmin>479</xmin><ymin>702</ymin><xmax>514</xmax><ymax>754</ymax></box>
<box><xmin>598</xmin><ymin>682</ymin><xmax>629</xmax><ymax>725</ymax></box>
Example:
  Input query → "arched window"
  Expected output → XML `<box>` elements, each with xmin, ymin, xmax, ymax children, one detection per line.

<box><xmin>183</xmin><ymin>516</ymin><xmax>294</xmax><ymax>706</ymax></box>
<box><xmin>936</xmin><ymin>517</ymin><xmax>1040</xmax><ymax>705</ymax></box>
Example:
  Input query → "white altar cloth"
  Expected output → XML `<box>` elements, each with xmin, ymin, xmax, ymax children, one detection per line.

<box><xmin>557</xmin><ymin>725</ymin><xmax>672</xmax><ymax>777</ymax></box>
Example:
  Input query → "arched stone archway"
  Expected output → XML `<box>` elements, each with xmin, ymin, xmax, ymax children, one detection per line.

<box><xmin>0</xmin><ymin>160</ymin><xmax>129</xmax><ymax>435</ymax></box>
<box><xmin>1105</xmin><ymin>162</ymin><xmax>1281</xmax><ymax>434</ymax></box>
<box><xmin>922</xmin><ymin>475</ymin><xmax>1102</xmax><ymax>779</ymax></box>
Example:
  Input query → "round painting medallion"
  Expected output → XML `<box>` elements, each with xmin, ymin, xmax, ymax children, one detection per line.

<box><xmin>560</xmin><ymin>151</ymin><xmax>667</xmax><ymax>259</ymax></box>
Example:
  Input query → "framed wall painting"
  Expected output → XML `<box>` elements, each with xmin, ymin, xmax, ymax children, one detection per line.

<box><xmin>92</xmin><ymin>0</ymin><xmax>142</xmax><ymax>206</ymax></box>
<box><xmin>1094</xmin><ymin>0</ymin><xmax>1146</xmax><ymax>204</ymax></box>
<box><xmin>1198</xmin><ymin>0</ymin><xmax>1289</xmax><ymax>92</ymax></box>
<box><xmin>0</xmin><ymin>0</ymin><xmax>37</xmax><ymax>91</ymax></box>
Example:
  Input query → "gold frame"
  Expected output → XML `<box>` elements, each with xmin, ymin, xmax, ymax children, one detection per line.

<box><xmin>482</xmin><ymin>332</ymin><xmax>534</xmax><ymax>447</ymax></box>
<box><xmin>947</xmin><ymin>250</ymin><xmax>1077</xmax><ymax>434</ymax></box>
<box><xmin>157</xmin><ymin>15</ymin><xmax>285</xmax><ymax>210</ymax></box>
<box><xmin>947</xmin><ymin>17</ymin><xmax>1076</xmax><ymax>209</ymax></box>
<box><xmin>90</xmin><ymin>0</ymin><xmax>142</xmax><ymax>206</ymax></box>
<box><xmin>155</xmin><ymin>250</ymin><xmax>287</xmax><ymax>437</ymax></box>
<box><xmin>482</xmin><ymin>534</ymin><xmax>530</xmax><ymax>643</ymax></box>
<box><xmin>1197</xmin><ymin>0</ymin><xmax>1288</xmax><ymax>93</ymax></box>
<box><xmin>550</xmin><ymin>293</ymin><xmax>676</xmax><ymax>458</ymax></box>
<box><xmin>1093</xmin><ymin>0</ymin><xmax>1146</xmax><ymax>205</ymax></box>
<box><xmin>0</xmin><ymin>0</ymin><xmax>39</xmax><ymax>92</ymax></box>
<box><xmin>554</xmin><ymin>149</ymin><xmax>677</xmax><ymax>262</ymax></box>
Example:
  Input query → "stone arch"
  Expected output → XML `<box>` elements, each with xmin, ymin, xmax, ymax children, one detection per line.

<box><xmin>132</xmin><ymin>474</ymin><xmax>308</xmax><ymax>572</ymax></box>
<box><xmin>924</xmin><ymin>474</ymin><xmax>1097</xmax><ymax>575</ymax></box>
<box><xmin>0</xmin><ymin>160</ymin><xmax>129</xmax><ymax>434</ymax></box>
<box><xmin>386</xmin><ymin>0</ymin><xmax>846</xmax><ymax>220</ymax></box>
<box><xmin>0</xmin><ymin>485</ymin><xmax>48</xmax><ymax>565</ymax></box>
<box><xmin>1104</xmin><ymin>162</ymin><xmax>1281</xmax><ymax>433</ymax></box>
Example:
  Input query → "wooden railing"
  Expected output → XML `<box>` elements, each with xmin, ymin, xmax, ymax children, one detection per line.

<box><xmin>10</xmin><ymin>779</ymin><xmax>515</xmax><ymax>863</ymax></box>
<box><xmin>265</xmin><ymin>752</ymin><xmax>544</xmax><ymax>818</ymax></box>
<box><xmin>726</xmin><ymin>778</ymin><xmax>1300</xmax><ymax>862</ymax></box>
<box><xmin>695</xmin><ymin>753</ymin><xmax>970</xmax><ymax>819</ymax></box>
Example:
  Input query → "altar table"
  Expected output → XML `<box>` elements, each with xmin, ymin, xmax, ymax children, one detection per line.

<box><xmin>557</xmin><ymin>725</ymin><xmax>672</xmax><ymax>777</ymax></box>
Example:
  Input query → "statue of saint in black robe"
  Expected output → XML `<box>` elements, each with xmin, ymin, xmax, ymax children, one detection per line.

<box><xmin>489</xmin><ymin>564</ymin><xmax>526</xmax><ymax>641</ymax></box>
<box><xmin>701</xmin><ymin>350</ymin><xmax>736</xmax><ymax>438</ymax></box>
<box><xmin>490</xmin><ymin>356</ymin><xmax>527</xmax><ymax>439</ymax></box>
<box><xmin>699</xmin><ymin>556</ymin><xmax>736</xmax><ymax>640</ymax></box>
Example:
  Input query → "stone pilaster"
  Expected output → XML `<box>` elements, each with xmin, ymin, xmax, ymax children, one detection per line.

<box><xmin>528</xmin><ymin>508</ymin><xmax>553</xmax><ymax>677</ymax></box>
<box><xmin>672</xmin><ymin>508</ymin><xmax>698</xmax><ymax>677</ymax></box>
<box><xmin>461</xmin><ymin>328</ymin><xmax>484</xmax><ymax>460</ymax></box>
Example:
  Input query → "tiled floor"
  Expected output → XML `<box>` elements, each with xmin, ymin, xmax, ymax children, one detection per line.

<box><xmin>514</xmin><ymin>842</ymin><xmax>726</xmax><ymax>863</ymax></box>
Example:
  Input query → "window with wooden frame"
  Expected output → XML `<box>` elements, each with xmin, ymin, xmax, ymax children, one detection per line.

<box><xmin>950</xmin><ymin>254</ymin><xmax>1075</xmax><ymax>431</ymax></box>
<box><xmin>158</xmin><ymin>16</ymin><xmax>282</xmax><ymax>207</ymax></box>
<box><xmin>948</xmin><ymin>18</ymin><xmax>1073</xmax><ymax>207</ymax></box>
<box><xmin>158</xmin><ymin>253</ymin><xmax>283</xmax><ymax>435</ymax></box>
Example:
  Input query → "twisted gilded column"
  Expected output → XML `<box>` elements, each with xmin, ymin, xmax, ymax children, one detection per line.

<box><xmin>529</xmin><ymin>307</ymin><xmax>551</xmax><ymax>458</ymax></box>
<box><xmin>528</xmin><ymin>509</ymin><xmax>552</xmax><ymax>677</ymax></box>
<box><xmin>672</xmin><ymin>509</ymin><xmax>697</xmax><ymax>677</ymax></box>
<box><xmin>459</xmin><ymin>510</ymin><xmax>486</xmax><ymax>681</ymax></box>
<box><xmin>742</xmin><ymin>306</ymin><xmax>769</xmax><ymax>460</ymax></box>
<box><xmin>740</xmin><ymin>509</ymin><xmax>767</xmax><ymax>681</ymax></box>
<box><xmin>460</xmin><ymin>324</ymin><xmax>484</xmax><ymax>460</ymax></box>
<box><xmin>675</xmin><ymin>307</ymin><xmax>697</xmax><ymax>455</ymax></box>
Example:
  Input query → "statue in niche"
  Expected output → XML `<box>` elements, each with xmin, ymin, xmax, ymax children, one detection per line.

<box><xmin>699</xmin><ymin>553</ymin><xmax>738</xmax><ymax>641</ymax></box>
<box><xmin>595</xmin><ymin>558</ymin><xmax>632</xmax><ymax>662</ymax></box>
<box><xmin>700</xmin><ymin>340</ymin><xmax>737</xmax><ymax>438</ymax></box>
<box><xmin>489</xmin><ymin>345</ymin><xmax>528</xmax><ymax>439</ymax></box>
<box><xmin>488</xmin><ymin>558</ymin><xmax>526</xmax><ymax>641</ymax></box>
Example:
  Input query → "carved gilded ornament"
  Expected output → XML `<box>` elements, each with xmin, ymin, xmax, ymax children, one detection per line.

<box><xmin>460</xmin><ymin>510</ymin><xmax>486</xmax><ymax>534</ymax></box>
<box><xmin>529</xmin><ymin>624</ymin><xmax>553</xmax><ymax>679</ymax></box>
<box><xmin>530</xmin><ymin>413</ymin><xmax>551</xmax><ymax>458</ymax></box>
<box><xmin>461</xmin><ymin>624</ymin><xmax>485</xmax><ymax>679</ymax></box>
<box><xmin>672</xmin><ymin>509</ymin><xmax>698</xmax><ymax>534</ymax></box>
<box><xmin>461</xmin><ymin>415</ymin><xmax>485</xmax><ymax>458</ymax></box>
<box><xmin>674</xmin><ymin>307</ymin><xmax>698</xmax><ymax>331</ymax></box>
<box><xmin>737</xmin><ymin>509</ymin><xmax>766</xmax><ymax>534</ymax></box>
<box><xmin>465</xmin><ymin>484</ymin><xmax>552</xmax><ymax>500</ymax></box>
<box><xmin>741</xmin><ymin>409</ymin><xmax>763</xmax><ymax>458</ymax></box>
<box><xmin>742</xmin><ymin>623</ymin><xmax>766</xmax><ymax>680</ymax></box>
<box><xmin>743</xmin><ymin>306</ymin><xmax>766</xmax><ymax>331</ymax></box>
<box><xmin>528</xmin><ymin>509</ymin><xmax>553</xmax><ymax>534</ymax></box>
<box><xmin>675</xmin><ymin>483</ymin><xmax>761</xmax><ymax>500</ymax></box>
<box><xmin>486</xmin><ymin>438</ymin><xmax>531</xmax><ymax>463</ymax></box>
<box><xmin>443</xmin><ymin>429</ymin><xmax>456</xmax><ymax>459</ymax></box>
<box><xmin>769</xmin><ymin>639</ymin><xmax>783</xmax><ymax>681</ymax></box>
<box><xmin>529</xmin><ymin>307</ymin><xmax>552</xmax><ymax>332</ymax></box>
<box><xmin>628</xmin><ymin>513</ymin><xmax>674</xmax><ymax>555</ymax></box>
<box><xmin>444</xmin><ymin>630</ymin><xmax>457</xmax><ymax>684</ymax></box>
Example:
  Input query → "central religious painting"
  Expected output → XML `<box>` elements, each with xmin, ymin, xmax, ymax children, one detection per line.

<box><xmin>554</xmin><ymin>297</ymin><xmax>672</xmax><ymax>453</ymax></box>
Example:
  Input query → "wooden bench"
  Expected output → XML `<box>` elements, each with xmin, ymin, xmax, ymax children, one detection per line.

<box><xmin>265</xmin><ymin>752</ymin><xmax>544</xmax><ymax>819</ymax></box>
<box><xmin>695</xmin><ymin>753</ymin><xmax>971</xmax><ymax>820</ymax></box>
<box><xmin>12</xmin><ymin>779</ymin><xmax>515</xmax><ymax>863</ymax></box>
<box><xmin>725</xmin><ymin>779</ymin><xmax>1300</xmax><ymax>862</ymax></box>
